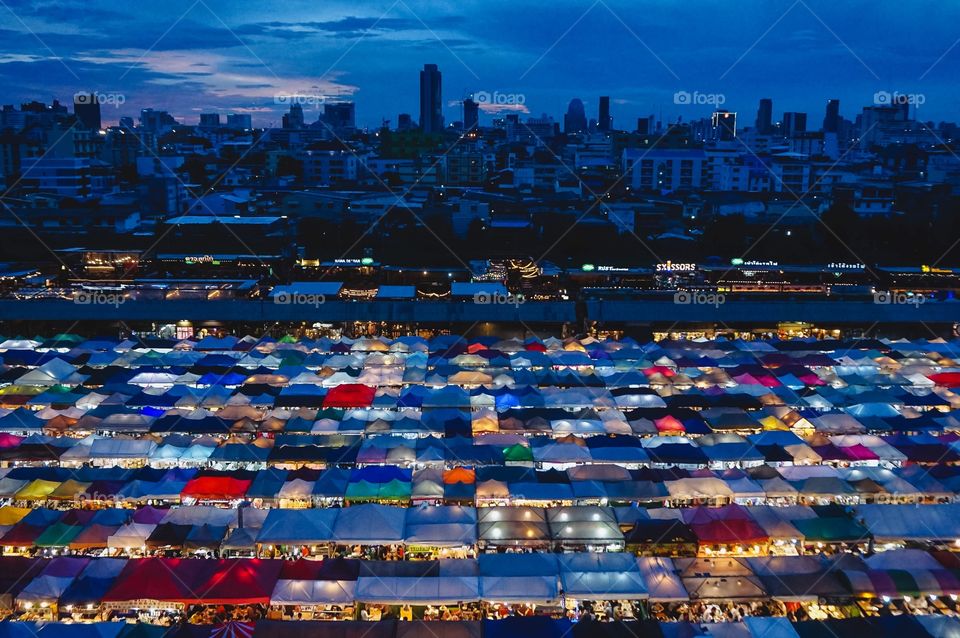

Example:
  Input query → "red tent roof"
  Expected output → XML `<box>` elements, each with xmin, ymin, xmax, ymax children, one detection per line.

<box><xmin>322</xmin><ymin>384</ymin><xmax>375</xmax><ymax>408</ymax></box>
<box><xmin>654</xmin><ymin>415</ymin><xmax>685</xmax><ymax>433</ymax></box>
<box><xmin>198</xmin><ymin>559</ymin><xmax>283</xmax><ymax>604</ymax></box>
<box><xmin>103</xmin><ymin>557</ymin><xmax>206</xmax><ymax>602</ymax></box>
<box><xmin>278</xmin><ymin>558</ymin><xmax>328</xmax><ymax>580</ymax></box>
<box><xmin>181</xmin><ymin>476</ymin><xmax>251</xmax><ymax>500</ymax></box>
<box><xmin>103</xmin><ymin>558</ymin><xmax>282</xmax><ymax>604</ymax></box>
<box><xmin>0</xmin><ymin>523</ymin><xmax>45</xmax><ymax>547</ymax></box>
<box><xmin>691</xmin><ymin>519</ymin><xmax>769</xmax><ymax>544</ymax></box>
<box><xmin>643</xmin><ymin>366</ymin><xmax>676</xmax><ymax>378</ymax></box>
<box><xmin>929</xmin><ymin>372</ymin><xmax>960</xmax><ymax>387</ymax></box>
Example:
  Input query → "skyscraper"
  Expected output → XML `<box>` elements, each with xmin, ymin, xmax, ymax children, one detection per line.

<box><xmin>782</xmin><ymin>112</ymin><xmax>807</xmax><ymax>137</ymax></box>
<box><xmin>598</xmin><ymin>96</ymin><xmax>611</xmax><ymax>132</ymax></box>
<box><xmin>282</xmin><ymin>103</ymin><xmax>304</xmax><ymax>129</ymax></box>
<box><xmin>139</xmin><ymin>108</ymin><xmax>177</xmax><ymax>134</ymax></box>
<box><xmin>73</xmin><ymin>92</ymin><xmax>101</xmax><ymax>130</ymax></box>
<box><xmin>324</xmin><ymin>102</ymin><xmax>356</xmax><ymax>130</ymax></box>
<box><xmin>564</xmin><ymin>98</ymin><xmax>587</xmax><ymax>134</ymax></box>
<box><xmin>463</xmin><ymin>98</ymin><xmax>479</xmax><ymax>131</ymax></box>
<box><xmin>756</xmin><ymin>98</ymin><xmax>772</xmax><ymax>134</ymax></box>
<box><xmin>199</xmin><ymin>113</ymin><xmax>221</xmax><ymax>129</ymax></box>
<box><xmin>226</xmin><ymin>113</ymin><xmax>252</xmax><ymax>130</ymax></box>
<box><xmin>419</xmin><ymin>64</ymin><xmax>443</xmax><ymax>133</ymax></box>
<box><xmin>823</xmin><ymin>99</ymin><xmax>840</xmax><ymax>133</ymax></box>
<box><xmin>712</xmin><ymin>110</ymin><xmax>737</xmax><ymax>140</ymax></box>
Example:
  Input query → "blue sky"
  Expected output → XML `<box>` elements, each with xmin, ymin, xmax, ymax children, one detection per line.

<box><xmin>1</xmin><ymin>0</ymin><xmax>958</xmax><ymax>128</ymax></box>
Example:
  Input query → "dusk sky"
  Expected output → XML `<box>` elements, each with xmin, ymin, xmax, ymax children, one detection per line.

<box><xmin>2</xmin><ymin>0</ymin><xmax>959</xmax><ymax>128</ymax></box>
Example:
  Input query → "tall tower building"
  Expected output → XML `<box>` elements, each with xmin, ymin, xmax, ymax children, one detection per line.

<box><xmin>823</xmin><ymin>99</ymin><xmax>840</xmax><ymax>133</ymax></box>
<box><xmin>324</xmin><ymin>102</ymin><xmax>356</xmax><ymax>129</ymax></box>
<box><xmin>226</xmin><ymin>113</ymin><xmax>252</xmax><ymax>130</ymax></box>
<box><xmin>756</xmin><ymin>98</ymin><xmax>772</xmax><ymax>134</ymax></box>
<box><xmin>463</xmin><ymin>98</ymin><xmax>479</xmax><ymax>131</ymax></box>
<box><xmin>782</xmin><ymin>112</ymin><xmax>807</xmax><ymax>137</ymax></box>
<box><xmin>419</xmin><ymin>64</ymin><xmax>443</xmax><ymax>133</ymax></box>
<box><xmin>73</xmin><ymin>92</ymin><xmax>102</xmax><ymax>130</ymax></box>
<box><xmin>564</xmin><ymin>98</ymin><xmax>587</xmax><ymax>134</ymax></box>
<box><xmin>199</xmin><ymin>113</ymin><xmax>221</xmax><ymax>129</ymax></box>
<box><xmin>598</xmin><ymin>96</ymin><xmax>611</xmax><ymax>132</ymax></box>
<box><xmin>282</xmin><ymin>103</ymin><xmax>304</xmax><ymax>129</ymax></box>
<box><xmin>712</xmin><ymin>110</ymin><xmax>737</xmax><ymax>140</ymax></box>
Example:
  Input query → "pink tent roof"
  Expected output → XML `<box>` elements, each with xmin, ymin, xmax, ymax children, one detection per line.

<box><xmin>841</xmin><ymin>444</ymin><xmax>880</xmax><ymax>461</ymax></box>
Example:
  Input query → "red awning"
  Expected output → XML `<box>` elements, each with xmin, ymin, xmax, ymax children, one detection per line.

<box><xmin>197</xmin><ymin>558</ymin><xmax>283</xmax><ymax>604</ymax></box>
<box><xmin>181</xmin><ymin>476</ymin><xmax>252</xmax><ymax>500</ymax></box>
<box><xmin>692</xmin><ymin>519</ymin><xmax>769</xmax><ymax>545</ymax></box>
<box><xmin>103</xmin><ymin>558</ymin><xmax>282</xmax><ymax>604</ymax></box>
<box><xmin>323</xmin><ymin>384</ymin><xmax>376</xmax><ymax>408</ymax></box>
<box><xmin>278</xmin><ymin>558</ymin><xmax>329</xmax><ymax>580</ymax></box>
<box><xmin>929</xmin><ymin>372</ymin><xmax>960</xmax><ymax>387</ymax></box>
<box><xmin>103</xmin><ymin>557</ymin><xmax>206</xmax><ymax>602</ymax></box>
<box><xmin>0</xmin><ymin>523</ymin><xmax>45</xmax><ymax>548</ymax></box>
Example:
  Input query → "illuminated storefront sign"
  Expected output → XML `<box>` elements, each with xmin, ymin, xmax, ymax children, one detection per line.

<box><xmin>827</xmin><ymin>262</ymin><xmax>864</xmax><ymax>270</ymax></box>
<box><xmin>656</xmin><ymin>261</ymin><xmax>697</xmax><ymax>272</ymax></box>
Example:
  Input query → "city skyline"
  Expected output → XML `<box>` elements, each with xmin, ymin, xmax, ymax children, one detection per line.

<box><xmin>1</xmin><ymin>0</ymin><xmax>959</xmax><ymax>127</ymax></box>
<box><xmin>4</xmin><ymin>2</ymin><xmax>960</xmax><ymax>635</ymax></box>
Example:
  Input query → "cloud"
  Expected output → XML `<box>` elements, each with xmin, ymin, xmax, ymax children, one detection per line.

<box><xmin>233</xmin><ymin>15</ymin><xmax>466</xmax><ymax>40</ymax></box>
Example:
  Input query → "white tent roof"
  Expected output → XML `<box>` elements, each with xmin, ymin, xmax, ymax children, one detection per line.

<box><xmin>637</xmin><ymin>557</ymin><xmax>687</xmax><ymax>602</ymax></box>
<box><xmin>107</xmin><ymin>523</ymin><xmax>156</xmax><ymax>548</ymax></box>
<box><xmin>270</xmin><ymin>579</ymin><xmax>356</xmax><ymax>605</ymax></box>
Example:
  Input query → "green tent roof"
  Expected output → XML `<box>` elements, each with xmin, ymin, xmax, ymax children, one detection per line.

<box><xmin>35</xmin><ymin>522</ymin><xmax>84</xmax><ymax>547</ymax></box>
<box><xmin>503</xmin><ymin>444</ymin><xmax>534</xmax><ymax>462</ymax></box>
<box><xmin>792</xmin><ymin>517</ymin><xmax>871</xmax><ymax>542</ymax></box>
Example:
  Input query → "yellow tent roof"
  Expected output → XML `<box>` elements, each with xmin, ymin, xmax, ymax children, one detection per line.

<box><xmin>0</xmin><ymin>506</ymin><xmax>31</xmax><ymax>525</ymax></box>
<box><xmin>759</xmin><ymin>415</ymin><xmax>789</xmax><ymax>430</ymax></box>
<box><xmin>49</xmin><ymin>479</ymin><xmax>93</xmax><ymax>500</ymax></box>
<box><xmin>15</xmin><ymin>479</ymin><xmax>61</xmax><ymax>500</ymax></box>
<box><xmin>0</xmin><ymin>385</ymin><xmax>45</xmax><ymax>396</ymax></box>
<box><xmin>471</xmin><ymin>416</ymin><xmax>500</xmax><ymax>434</ymax></box>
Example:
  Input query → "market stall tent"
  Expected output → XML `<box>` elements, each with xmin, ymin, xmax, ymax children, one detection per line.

<box><xmin>355</xmin><ymin>559</ymin><xmax>479</xmax><ymax>605</ymax></box>
<box><xmin>478</xmin><ymin>553</ymin><xmax>560</xmax><ymax>604</ymax></box>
